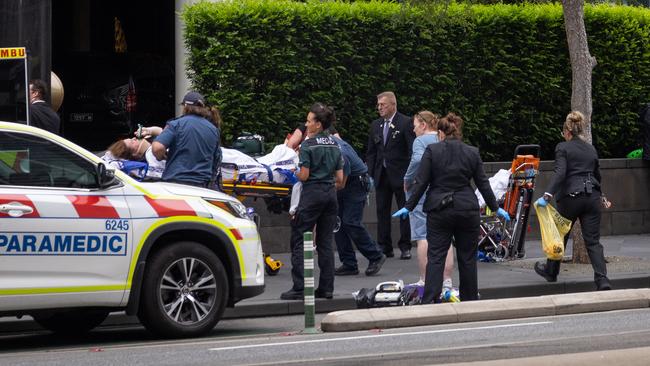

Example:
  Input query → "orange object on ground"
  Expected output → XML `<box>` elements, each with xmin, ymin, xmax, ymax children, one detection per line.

<box><xmin>504</xmin><ymin>154</ymin><xmax>540</xmax><ymax>216</ymax></box>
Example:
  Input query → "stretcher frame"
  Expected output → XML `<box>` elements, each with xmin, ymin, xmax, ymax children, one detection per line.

<box><xmin>478</xmin><ymin>144</ymin><xmax>540</xmax><ymax>261</ymax></box>
<box><xmin>221</xmin><ymin>179</ymin><xmax>292</xmax><ymax>199</ymax></box>
<box><xmin>221</xmin><ymin>178</ymin><xmax>293</xmax><ymax>276</ymax></box>
<box><xmin>221</xmin><ymin>177</ymin><xmax>294</xmax><ymax>216</ymax></box>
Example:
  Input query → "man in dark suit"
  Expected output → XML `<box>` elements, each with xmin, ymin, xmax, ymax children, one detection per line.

<box><xmin>29</xmin><ymin>79</ymin><xmax>60</xmax><ymax>135</ymax></box>
<box><xmin>366</xmin><ymin>91</ymin><xmax>416</xmax><ymax>259</ymax></box>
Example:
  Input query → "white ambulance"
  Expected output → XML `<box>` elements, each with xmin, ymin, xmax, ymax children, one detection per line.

<box><xmin>0</xmin><ymin>122</ymin><xmax>264</xmax><ymax>338</ymax></box>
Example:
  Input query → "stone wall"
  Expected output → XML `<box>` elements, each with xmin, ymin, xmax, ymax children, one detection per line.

<box><xmin>249</xmin><ymin>159</ymin><xmax>650</xmax><ymax>253</ymax></box>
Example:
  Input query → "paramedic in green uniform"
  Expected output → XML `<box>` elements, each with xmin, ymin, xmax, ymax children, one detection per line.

<box><xmin>280</xmin><ymin>103</ymin><xmax>344</xmax><ymax>300</ymax></box>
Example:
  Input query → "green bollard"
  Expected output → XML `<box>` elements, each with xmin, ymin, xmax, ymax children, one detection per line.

<box><xmin>303</xmin><ymin>231</ymin><xmax>317</xmax><ymax>334</ymax></box>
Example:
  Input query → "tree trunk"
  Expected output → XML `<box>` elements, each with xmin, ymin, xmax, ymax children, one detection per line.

<box><xmin>562</xmin><ymin>0</ymin><xmax>596</xmax><ymax>264</ymax></box>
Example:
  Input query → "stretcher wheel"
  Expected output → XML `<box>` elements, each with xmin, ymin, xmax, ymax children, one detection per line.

<box><xmin>515</xmin><ymin>249</ymin><xmax>526</xmax><ymax>259</ymax></box>
<box><xmin>494</xmin><ymin>244</ymin><xmax>509</xmax><ymax>260</ymax></box>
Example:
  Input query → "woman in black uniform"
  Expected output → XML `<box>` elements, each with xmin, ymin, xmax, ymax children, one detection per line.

<box><xmin>280</xmin><ymin>103</ymin><xmax>344</xmax><ymax>300</ymax></box>
<box><xmin>394</xmin><ymin>113</ymin><xmax>510</xmax><ymax>303</ymax></box>
<box><xmin>534</xmin><ymin>111</ymin><xmax>612</xmax><ymax>291</ymax></box>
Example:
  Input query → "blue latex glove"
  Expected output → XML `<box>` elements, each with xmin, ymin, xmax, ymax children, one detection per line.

<box><xmin>535</xmin><ymin>197</ymin><xmax>548</xmax><ymax>207</ymax></box>
<box><xmin>392</xmin><ymin>207</ymin><xmax>410</xmax><ymax>219</ymax></box>
<box><xmin>496</xmin><ymin>208</ymin><xmax>510</xmax><ymax>222</ymax></box>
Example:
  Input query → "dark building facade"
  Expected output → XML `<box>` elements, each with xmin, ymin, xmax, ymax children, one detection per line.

<box><xmin>1</xmin><ymin>0</ymin><xmax>177</xmax><ymax>151</ymax></box>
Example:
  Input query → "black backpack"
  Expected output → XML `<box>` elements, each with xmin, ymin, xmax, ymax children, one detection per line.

<box><xmin>232</xmin><ymin>132</ymin><xmax>265</xmax><ymax>156</ymax></box>
<box><xmin>640</xmin><ymin>103</ymin><xmax>650</xmax><ymax>161</ymax></box>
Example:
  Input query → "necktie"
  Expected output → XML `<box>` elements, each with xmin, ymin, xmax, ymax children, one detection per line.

<box><xmin>383</xmin><ymin>119</ymin><xmax>390</xmax><ymax>144</ymax></box>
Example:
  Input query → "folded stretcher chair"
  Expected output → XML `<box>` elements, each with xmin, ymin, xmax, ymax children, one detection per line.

<box><xmin>478</xmin><ymin>144</ymin><xmax>540</xmax><ymax>261</ymax></box>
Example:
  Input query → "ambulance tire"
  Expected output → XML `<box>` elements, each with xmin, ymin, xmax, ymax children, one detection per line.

<box><xmin>138</xmin><ymin>241</ymin><xmax>228</xmax><ymax>338</ymax></box>
<box><xmin>34</xmin><ymin>310</ymin><xmax>109</xmax><ymax>336</ymax></box>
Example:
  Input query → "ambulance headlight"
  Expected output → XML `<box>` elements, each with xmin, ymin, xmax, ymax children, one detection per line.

<box><xmin>203</xmin><ymin>198</ymin><xmax>251</xmax><ymax>220</ymax></box>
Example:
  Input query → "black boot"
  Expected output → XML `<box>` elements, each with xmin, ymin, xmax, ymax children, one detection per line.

<box><xmin>534</xmin><ymin>260</ymin><xmax>559</xmax><ymax>282</ymax></box>
<box><xmin>595</xmin><ymin>277</ymin><xmax>612</xmax><ymax>291</ymax></box>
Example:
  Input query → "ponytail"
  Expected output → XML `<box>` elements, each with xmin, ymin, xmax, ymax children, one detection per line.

<box><xmin>310</xmin><ymin>102</ymin><xmax>336</xmax><ymax>130</ymax></box>
<box><xmin>438</xmin><ymin>112</ymin><xmax>463</xmax><ymax>139</ymax></box>
<box><xmin>564</xmin><ymin>111</ymin><xmax>586</xmax><ymax>139</ymax></box>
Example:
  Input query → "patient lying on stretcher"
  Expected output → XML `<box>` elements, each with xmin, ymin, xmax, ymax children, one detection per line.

<box><xmin>102</xmin><ymin>127</ymin><xmax>166</xmax><ymax>179</ymax></box>
<box><xmin>102</xmin><ymin>128</ymin><xmax>298</xmax><ymax>184</ymax></box>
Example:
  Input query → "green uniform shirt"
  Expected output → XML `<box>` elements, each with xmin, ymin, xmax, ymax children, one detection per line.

<box><xmin>299</xmin><ymin>132</ymin><xmax>343</xmax><ymax>185</ymax></box>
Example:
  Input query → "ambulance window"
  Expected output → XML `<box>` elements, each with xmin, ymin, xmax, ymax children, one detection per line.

<box><xmin>0</xmin><ymin>131</ymin><xmax>98</xmax><ymax>188</ymax></box>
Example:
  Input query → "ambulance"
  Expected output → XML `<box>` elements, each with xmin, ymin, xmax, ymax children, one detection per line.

<box><xmin>0</xmin><ymin>122</ymin><xmax>264</xmax><ymax>338</ymax></box>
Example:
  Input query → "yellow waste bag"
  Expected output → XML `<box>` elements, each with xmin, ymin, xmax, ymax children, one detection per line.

<box><xmin>534</xmin><ymin>203</ymin><xmax>573</xmax><ymax>260</ymax></box>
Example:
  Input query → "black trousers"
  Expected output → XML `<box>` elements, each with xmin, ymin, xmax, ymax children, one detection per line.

<box><xmin>551</xmin><ymin>193</ymin><xmax>608</xmax><ymax>282</ymax></box>
<box><xmin>335</xmin><ymin>176</ymin><xmax>383</xmax><ymax>269</ymax></box>
<box><xmin>422</xmin><ymin>208</ymin><xmax>480</xmax><ymax>303</ymax></box>
<box><xmin>289</xmin><ymin>183</ymin><xmax>338</xmax><ymax>293</ymax></box>
<box><xmin>375</xmin><ymin>168</ymin><xmax>411</xmax><ymax>254</ymax></box>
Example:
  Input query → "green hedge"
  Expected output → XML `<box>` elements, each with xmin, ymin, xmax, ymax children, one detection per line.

<box><xmin>183</xmin><ymin>0</ymin><xmax>650</xmax><ymax>161</ymax></box>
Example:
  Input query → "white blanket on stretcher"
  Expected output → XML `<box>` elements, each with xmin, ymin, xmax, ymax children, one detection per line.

<box><xmin>475</xmin><ymin>169</ymin><xmax>511</xmax><ymax>207</ymax></box>
<box><xmin>102</xmin><ymin>144</ymin><xmax>298</xmax><ymax>184</ymax></box>
<box><xmin>221</xmin><ymin>144</ymin><xmax>298</xmax><ymax>184</ymax></box>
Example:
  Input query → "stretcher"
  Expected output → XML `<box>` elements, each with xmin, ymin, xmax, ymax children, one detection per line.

<box><xmin>220</xmin><ymin>176</ymin><xmax>291</xmax><ymax>275</ymax></box>
<box><xmin>101</xmin><ymin>142</ymin><xmax>295</xmax><ymax>274</ymax></box>
<box><xmin>220</xmin><ymin>144</ymin><xmax>297</xmax><ymax>275</ymax></box>
<box><xmin>221</xmin><ymin>180</ymin><xmax>293</xmax><ymax>198</ymax></box>
<box><xmin>220</xmin><ymin>144</ymin><xmax>297</xmax><ymax>214</ymax></box>
<box><xmin>478</xmin><ymin>144</ymin><xmax>541</xmax><ymax>261</ymax></box>
<box><xmin>221</xmin><ymin>179</ymin><xmax>294</xmax><ymax>214</ymax></box>
<box><xmin>103</xmin><ymin>144</ymin><xmax>298</xmax><ymax>213</ymax></box>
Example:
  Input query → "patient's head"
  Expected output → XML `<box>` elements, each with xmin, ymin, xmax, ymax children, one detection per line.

<box><xmin>107</xmin><ymin>137</ymin><xmax>150</xmax><ymax>160</ymax></box>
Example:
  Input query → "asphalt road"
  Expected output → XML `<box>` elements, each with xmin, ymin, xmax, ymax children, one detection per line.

<box><xmin>2</xmin><ymin>309</ymin><xmax>650</xmax><ymax>365</ymax></box>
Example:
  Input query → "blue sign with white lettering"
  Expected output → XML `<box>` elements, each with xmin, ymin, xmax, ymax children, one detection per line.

<box><xmin>0</xmin><ymin>232</ymin><xmax>128</xmax><ymax>256</ymax></box>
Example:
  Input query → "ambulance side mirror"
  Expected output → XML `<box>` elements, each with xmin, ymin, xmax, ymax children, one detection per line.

<box><xmin>96</xmin><ymin>162</ymin><xmax>118</xmax><ymax>188</ymax></box>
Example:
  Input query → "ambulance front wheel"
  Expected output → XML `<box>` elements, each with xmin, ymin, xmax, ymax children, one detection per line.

<box><xmin>34</xmin><ymin>309</ymin><xmax>109</xmax><ymax>335</ymax></box>
<box><xmin>138</xmin><ymin>241</ymin><xmax>229</xmax><ymax>338</ymax></box>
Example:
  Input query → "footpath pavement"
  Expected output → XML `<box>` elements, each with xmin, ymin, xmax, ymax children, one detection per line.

<box><xmin>1</xmin><ymin>234</ymin><xmax>649</xmax><ymax>333</ymax></box>
<box><xmin>233</xmin><ymin>233</ymin><xmax>650</xmax><ymax>320</ymax></box>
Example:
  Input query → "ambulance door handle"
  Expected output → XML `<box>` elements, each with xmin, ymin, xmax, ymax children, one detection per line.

<box><xmin>0</xmin><ymin>202</ymin><xmax>34</xmax><ymax>217</ymax></box>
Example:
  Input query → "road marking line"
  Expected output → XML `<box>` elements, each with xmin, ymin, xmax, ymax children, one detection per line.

<box><xmin>240</xmin><ymin>329</ymin><xmax>650</xmax><ymax>366</ymax></box>
<box><xmin>208</xmin><ymin>321</ymin><xmax>552</xmax><ymax>351</ymax></box>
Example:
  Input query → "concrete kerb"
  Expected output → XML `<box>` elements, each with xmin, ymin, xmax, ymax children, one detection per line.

<box><xmin>545</xmin><ymin>288</ymin><xmax>650</xmax><ymax>315</ymax></box>
<box><xmin>452</xmin><ymin>296</ymin><xmax>555</xmax><ymax>323</ymax></box>
<box><xmin>320</xmin><ymin>304</ymin><xmax>459</xmax><ymax>332</ymax></box>
<box><xmin>320</xmin><ymin>289</ymin><xmax>650</xmax><ymax>332</ymax></box>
